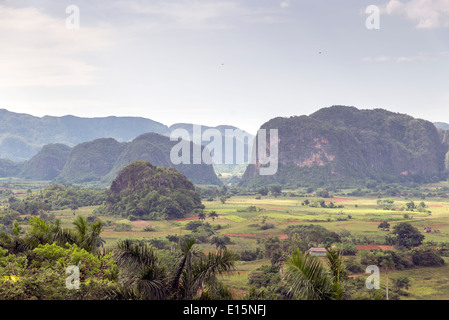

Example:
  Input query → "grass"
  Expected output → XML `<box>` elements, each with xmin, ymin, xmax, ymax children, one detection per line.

<box><xmin>6</xmin><ymin>184</ymin><xmax>449</xmax><ymax>299</ymax></box>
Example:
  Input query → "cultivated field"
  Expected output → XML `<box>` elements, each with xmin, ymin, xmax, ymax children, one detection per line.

<box><xmin>3</xmin><ymin>178</ymin><xmax>449</xmax><ymax>299</ymax></box>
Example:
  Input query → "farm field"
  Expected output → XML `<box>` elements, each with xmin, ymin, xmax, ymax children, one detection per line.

<box><xmin>4</xmin><ymin>180</ymin><xmax>449</xmax><ymax>300</ymax></box>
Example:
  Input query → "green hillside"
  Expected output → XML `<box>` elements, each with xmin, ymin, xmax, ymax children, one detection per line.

<box><xmin>105</xmin><ymin>132</ymin><xmax>221</xmax><ymax>185</ymax></box>
<box><xmin>242</xmin><ymin>106</ymin><xmax>446</xmax><ymax>188</ymax></box>
<box><xmin>96</xmin><ymin>160</ymin><xmax>204</xmax><ymax>220</ymax></box>
<box><xmin>20</xmin><ymin>144</ymin><xmax>72</xmax><ymax>180</ymax></box>
<box><xmin>56</xmin><ymin>138</ymin><xmax>126</xmax><ymax>184</ymax></box>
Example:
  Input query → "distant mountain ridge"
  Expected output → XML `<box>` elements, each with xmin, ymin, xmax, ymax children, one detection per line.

<box><xmin>0</xmin><ymin>109</ymin><xmax>170</xmax><ymax>161</ymax></box>
<box><xmin>169</xmin><ymin>123</ymin><xmax>255</xmax><ymax>174</ymax></box>
<box><xmin>0</xmin><ymin>132</ymin><xmax>221</xmax><ymax>186</ymax></box>
<box><xmin>434</xmin><ymin>122</ymin><xmax>449</xmax><ymax>130</ymax></box>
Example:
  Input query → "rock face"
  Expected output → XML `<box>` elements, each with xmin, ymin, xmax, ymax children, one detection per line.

<box><xmin>242</xmin><ymin>106</ymin><xmax>445</xmax><ymax>187</ymax></box>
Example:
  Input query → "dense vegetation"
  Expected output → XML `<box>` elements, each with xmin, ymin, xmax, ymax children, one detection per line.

<box><xmin>243</xmin><ymin>106</ymin><xmax>447</xmax><ymax>188</ymax></box>
<box><xmin>56</xmin><ymin>138</ymin><xmax>125</xmax><ymax>183</ymax></box>
<box><xmin>0</xmin><ymin>132</ymin><xmax>221</xmax><ymax>186</ymax></box>
<box><xmin>5</xmin><ymin>184</ymin><xmax>106</xmax><ymax>216</ymax></box>
<box><xmin>96</xmin><ymin>161</ymin><xmax>204</xmax><ymax>220</ymax></box>
<box><xmin>20</xmin><ymin>144</ymin><xmax>72</xmax><ymax>180</ymax></box>
<box><xmin>0</xmin><ymin>216</ymin><xmax>238</xmax><ymax>300</ymax></box>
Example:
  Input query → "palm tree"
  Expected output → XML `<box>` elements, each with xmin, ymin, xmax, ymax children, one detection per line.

<box><xmin>26</xmin><ymin>216</ymin><xmax>64</xmax><ymax>247</ymax></box>
<box><xmin>72</xmin><ymin>216</ymin><xmax>105</xmax><ymax>254</ymax></box>
<box><xmin>170</xmin><ymin>237</ymin><xmax>237</xmax><ymax>300</ymax></box>
<box><xmin>285</xmin><ymin>247</ymin><xmax>344</xmax><ymax>300</ymax></box>
<box><xmin>198</xmin><ymin>212</ymin><xmax>206</xmax><ymax>224</ymax></box>
<box><xmin>111</xmin><ymin>239</ymin><xmax>167</xmax><ymax>300</ymax></box>
<box><xmin>210</xmin><ymin>236</ymin><xmax>227</xmax><ymax>253</ymax></box>
<box><xmin>380</xmin><ymin>253</ymin><xmax>395</xmax><ymax>300</ymax></box>
<box><xmin>0</xmin><ymin>221</ymin><xmax>32</xmax><ymax>254</ymax></box>
<box><xmin>109</xmin><ymin>238</ymin><xmax>238</xmax><ymax>300</ymax></box>
<box><xmin>208</xmin><ymin>211</ymin><xmax>218</xmax><ymax>226</ymax></box>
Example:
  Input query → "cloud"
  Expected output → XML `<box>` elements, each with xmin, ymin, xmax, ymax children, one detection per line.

<box><xmin>0</xmin><ymin>5</ymin><xmax>112</xmax><ymax>87</ymax></box>
<box><xmin>280</xmin><ymin>1</ymin><xmax>291</xmax><ymax>9</ymax></box>
<box><xmin>362</xmin><ymin>52</ymin><xmax>447</xmax><ymax>62</ymax></box>
<box><xmin>361</xmin><ymin>56</ymin><xmax>392</xmax><ymax>62</ymax></box>
<box><xmin>116</xmin><ymin>0</ymin><xmax>280</xmax><ymax>30</ymax></box>
<box><xmin>382</xmin><ymin>0</ymin><xmax>449</xmax><ymax>28</ymax></box>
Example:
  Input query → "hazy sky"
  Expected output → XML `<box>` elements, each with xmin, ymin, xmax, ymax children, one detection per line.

<box><xmin>1</xmin><ymin>0</ymin><xmax>449</xmax><ymax>133</ymax></box>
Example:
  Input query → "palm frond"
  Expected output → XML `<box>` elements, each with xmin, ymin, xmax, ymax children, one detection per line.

<box><xmin>285</xmin><ymin>249</ymin><xmax>334</xmax><ymax>300</ymax></box>
<box><xmin>112</xmin><ymin>239</ymin><xmax>167</xmax><ymax>299</ymax></box>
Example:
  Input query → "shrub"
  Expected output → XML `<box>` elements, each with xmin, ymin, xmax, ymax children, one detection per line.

<box><xmin>239</xmin><ymin>248</ymin><xmax>263</xmax><ymax>261</ymax></box>
<box><xmin>411</xmin><ymin>247</ymin><xmax>444</xmax><ymax>267</ymax></box>
<box><xmin>143</xmin><ymin>225</ymin><xmax>156</xmax><ymax>232</ymax></box>
<box><xmin>114</xmin><ymin>219</ymin><xmax>132</xmax><ymax>232</ymax></box>
<box><xmin>345</xmin><ymin>257</ymin><xmax>364</xmax><ymax>274</ymax></box>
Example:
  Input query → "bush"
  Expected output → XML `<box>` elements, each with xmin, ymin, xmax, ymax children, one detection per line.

<box><xmin>185</xmin><ymin>220</ymin><xmax>205</xmax><ymax>231</ymax></box>
<box><xmin>411</xmin><ymin>247</ymin><xmax>444</xmax><ymax>267</ymax></box>
<box><xmin>239</xmin><ymin>248</ymin><xmax>263</xmax><ymax>261</ymax></box>
<box><xmin>259</xmin><ymin>222</ymin><xmax>275</xmax><ymax>230</ymax></box>
<box><xmin>335</xmin><ymin>242</ymin><xmax>357</xmax><ymax>255</ymax></box>
<box><xmin>345</xmin><ymin>257</ymin><xmax>364</xmax><ymax>274</ymax></box>
<box><xmin>114</xmin><ymin>219</ymin><xmax>132</xmax><ymax>232</ymax></box>
<box><xmin>143</xmin><ymin>225</ymin><xmax>156</xmax><ymax>232</ymax></box>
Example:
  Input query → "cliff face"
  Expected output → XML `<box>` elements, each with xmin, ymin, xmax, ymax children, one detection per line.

<box><xmin>242</xmin><ymin>106</ymin><xmax>445</xmax><ymax>187</ymax></box>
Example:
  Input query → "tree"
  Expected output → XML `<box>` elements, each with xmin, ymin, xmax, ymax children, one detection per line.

<box><xmin>378</xmin><ymin>221</ymin><xmax>390</xmax><ymax>231</ymax></box>
<box><xmin>198</xmin><ymin>212</ymin><xmax>206</xmax><ymax>224</ymax></box>
<box><xmin>70</xmin><ymin>204</ymin><xmax>79</xmax><ymax>216</ymax></box>
<box><xmin>269</xmin><ymin>185</ymin><xmax>282</xmax><ymax>197</ymax></box>
<box><xmin>390</xmin><ymin>222</ymin><xmax>424</xmax><ymax>249</ymax></box>
<box><xmin>219</xmin><ymin>196</ymin><xmax>227</xmax><ymax>204</ymax></box>
<box><xmin>111</xmin><ymin>239</ymin><xmax>167</xmax><ymax>300</ymax></box>
<box><xmin>257</xmin><ymin>187</ymin><xmax>269</xmax><ymax>196</ymax></box>
<box><xmin>208</xmin><ymin>211</ymin><xmax>218</xmax><ymax>226</ymax></box>
<box><xmin>170</xmin><ymin>238</ymin><xmax>237</xmax><ymax>300</ymax></box>
<box><xmin>285</xmin><ymin>248</ymin><xmax>345</xmax><ymax>300</ymax></box>
<box><xmin>210</xmin><ymin>235</ymin><xmax>231</xmax><ymax>252</ymax></box>
<box><xmin>379</xmin><ymin>253</ymin><xmax>395</xmax><ymax>300</ymax></box>
<box><xmin>72</xmin><ymin>215</ymin><xmax>105</xmax><ymax>254</ymax></box>
<box><xmin>393</xmin><ymin>276</ymin><xmax>410</xmax><ymax>295</ymax></box>
<box><xmin>406</xmin><ymin>201</ymin><xmax>415</xmax><ymax>210</ymax></box>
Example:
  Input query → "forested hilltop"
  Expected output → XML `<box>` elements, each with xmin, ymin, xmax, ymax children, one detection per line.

<box><xmin>0</xmin><ymin>133</ymin><xmax>221</xmax><ymax>186</ymax></box>
<box><xmin>243</xmin><ymin>106</ymin><xmax>448</xmax><ymax>188</ymax></box>
<box><xmin>95</xmin><ymin>160</ymin><xmax>204</xmax><ymax>220</ymax></box>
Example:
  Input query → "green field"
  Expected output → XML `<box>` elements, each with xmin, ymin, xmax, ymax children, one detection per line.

<box><xmin>4</xmin><ymin>180</ymin><xmax>449</xmax><ymax>299</ymax></box>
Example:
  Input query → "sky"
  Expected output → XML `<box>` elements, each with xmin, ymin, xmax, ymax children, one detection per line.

<box><xmin>0</xmin><ymin>0</ymin><xmax>448</xmax><ymax>134</ymax></box>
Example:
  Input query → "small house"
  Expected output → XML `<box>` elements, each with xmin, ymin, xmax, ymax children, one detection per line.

<box><xmin>424</xmin><ymin>227</ymin><xmax>432</xmax><ymax>233</ymax></box>
<box><xmin>308</xmin><ymin>247</ymin><xmax>327</xmax><ymax>257</ymax></box>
